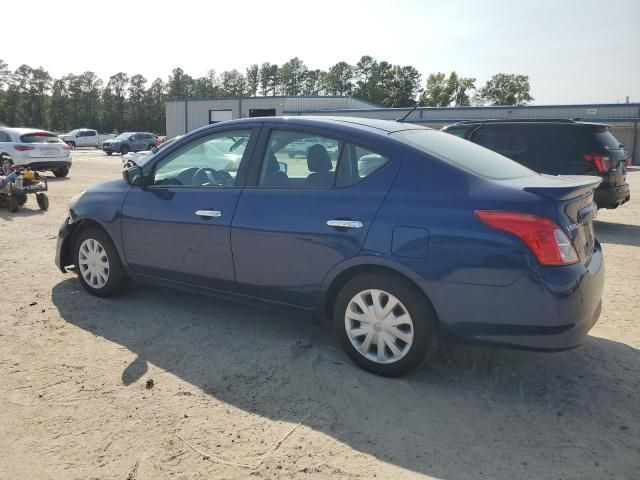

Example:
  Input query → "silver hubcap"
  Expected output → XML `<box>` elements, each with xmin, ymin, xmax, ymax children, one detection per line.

<box><xmin>345</xmin><ymin>289</ymin><xmax>414</xmax><ymax>364</ymax></box>
<box><xmin>78</xmin><ymin>238</ymin><xmax>109</xmax><ymax>289</ymax></box>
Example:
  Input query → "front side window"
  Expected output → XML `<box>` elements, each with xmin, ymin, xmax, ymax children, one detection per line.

<box><xmin>153</xmin><ymin>129</ymin><xmax>251</xmax><ymax>187</ymax></box>
<box><xmin>258</xmin><ymin>130</ymin><xmax>341</xmax><ymax>188</ymax></box>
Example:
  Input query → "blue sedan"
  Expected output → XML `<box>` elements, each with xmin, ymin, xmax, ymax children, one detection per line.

<box><xmin>56</xmin><ymin>117</ymin><xmax>604</xmax><ymax>376</ymax></box>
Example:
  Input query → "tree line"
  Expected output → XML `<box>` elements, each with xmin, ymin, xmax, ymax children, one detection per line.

<box><xmin>0</xmin><ymin>56</ymin><xmax>533</xmax><ymax>135</ymax></box>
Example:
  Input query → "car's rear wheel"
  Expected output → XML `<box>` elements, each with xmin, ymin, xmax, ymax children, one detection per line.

<box><xmin>74</xmin><ymin>227</ymin><xmax>127</xmax><ymax>297</ymax></box>
<box><xmin>120</xmin><ymin>145</ymin><xmax>129</xmax><ymax>155</ymax></box>
<box><xmin>334</xmin><ymin>272</ymin><xmax>437</xmax><ymax>377</ymax></box>
<box><xmin>67</xmin><ymin>141</ymin><xmax>76</xmax><ymax>148</ymax></box>
<box><xmin>106</xmin><ymin>151</ymin><xmax>113</xmax><ymax>156</ymax></box>
<box><xmin>53</xmin><ymin>167</ymin><xmax>69</xmax><ymax>177</ymax></box>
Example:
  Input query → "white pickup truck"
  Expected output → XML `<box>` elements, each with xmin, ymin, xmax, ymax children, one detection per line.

<box><xmin>59</xmin><ymin>129</ymin><xmax>115</xmax><ymax>148</ymax></box>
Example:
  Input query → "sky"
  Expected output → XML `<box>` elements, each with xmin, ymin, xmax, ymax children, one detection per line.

<box><xmin>3</xmin><ymin>0</ymin><xmax>640</xmax><ymax>105</ymax></box>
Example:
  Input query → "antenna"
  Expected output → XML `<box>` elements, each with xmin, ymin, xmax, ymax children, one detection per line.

<box><xmin>396</xmin><ymin>102</ymin><xmax>422</xmax><ymax>122</ymax></box>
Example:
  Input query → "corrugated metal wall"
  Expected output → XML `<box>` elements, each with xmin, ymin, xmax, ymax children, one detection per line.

<box><xmin>165</xmin><ymin>102</ymin><xmax>186</xmax><ymax>138</ymax></box>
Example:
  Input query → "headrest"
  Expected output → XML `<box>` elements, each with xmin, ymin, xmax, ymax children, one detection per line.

<box><xmin>307</xmin><ymin>144</ymin><xmax>332</xmax><ymax>173</ymax></box>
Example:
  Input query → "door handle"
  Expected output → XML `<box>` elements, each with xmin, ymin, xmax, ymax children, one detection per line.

<box><xmin>195</xmin><ymin>210</ymin><xmax>222</xmax><ymax>218</ymax></box>
<box><xmin>327</xmin><ymin>219</ymin><xmax>363</xmax><ymax>229</ymax></box>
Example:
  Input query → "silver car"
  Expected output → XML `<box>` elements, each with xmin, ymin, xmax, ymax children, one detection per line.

<box><xmin>0</xmin><ymin>127</ymin><xmax>72</xmax><ymax>177</ymax></box>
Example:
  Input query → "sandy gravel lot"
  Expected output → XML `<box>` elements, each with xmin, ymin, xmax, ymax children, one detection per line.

<box><xmin>1</xmin><ymin>149</ymin><xmax>639</xmax><ymax>480</ymax></box>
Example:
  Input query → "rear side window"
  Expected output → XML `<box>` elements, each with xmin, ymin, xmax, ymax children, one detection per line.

<box><xmin>443</xmin><ymin>127</ymin><xmax>469</xmax><ymax>138</ymax></box>
<box><xmin>20</xmin><ymin>132</ymin><xmax>64</xmax><ymax>144</ymax></box>
<box><xmin>392</xmin><ymin>129</ymin><xmax>535</xmax><ymax>180</ymax></box>
<box><xmin>336</xmin><ymin>145</ymin><xmax>389</xmax><ymax>187</ymax></box>
<box><xmin>0</xmin><ymin>131</ymin><xmax>11</xmax><ymax>142</ymax></box>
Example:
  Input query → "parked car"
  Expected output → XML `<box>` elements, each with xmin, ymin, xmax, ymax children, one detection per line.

<box><xmin>121</xmin><ymin>136</ymin><xmax>182</xmax><ymax>165</ymax></box>
<box><xmin>56</xmin><ymin>117</ymin><xmax>604</xmax><ymax>376</ymax></box>
<box><xmin>442</xmin><ymin>119</ymin><xmax>630</xmax><ymax>209</ymax></box>
<box><xmin>59</xmin><ymin>129</ymin><xmax>114</xmax><ymax>148</ymax></box>
<box><xmin>0</xmin><ymin>127</ymin><xmax>72</xmax><ymax>177</ymax></box>
<box><xmin>102</xmin><ymin>132</ymin><xmax>157</xmax><ymax>155</ymax></box>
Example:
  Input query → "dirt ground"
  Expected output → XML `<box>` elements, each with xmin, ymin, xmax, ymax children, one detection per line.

<box><xmin>1</xmin><ymin>149</ymin><xmax>639</xmax><ymax>480</ymax></box>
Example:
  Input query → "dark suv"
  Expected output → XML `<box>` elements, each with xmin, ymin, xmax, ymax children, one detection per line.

<box><xmin>102</xmin><ymin>132</ymin><xmax>157</xmax><ymax>156</ymax></box>
<box><xmin>442</xmin><ymin>119</ymin><xmax>631</xmax><ymax>209</ymax></box>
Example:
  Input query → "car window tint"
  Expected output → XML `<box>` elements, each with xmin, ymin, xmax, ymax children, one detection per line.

<box><xmin>153</xmin><ymin>129</ymin><xmax>251</xmax><ymax>187</ymax></box>
<box><xmin>258</xmin><ymin>130</ymin><xmax>341</xmax><ymax>188</ymax></box>
<box><xmin>0</xmin><ymin>132</ymin><xmax>10</xmax><ymax>142</ymax></box>
<box><xmin>336</xmin><ymin>144</ymin><xmax>389</xmax><ymax>187</ymax></box>
<box><xmin>392</xmin><ymin>129</ymin><xmax>535</xmax><ymax>180</ymax></box>
<box><xmin>528</xmin><ymin>126</ymin><xmax>596</xmax><ymax>174</ymax></box>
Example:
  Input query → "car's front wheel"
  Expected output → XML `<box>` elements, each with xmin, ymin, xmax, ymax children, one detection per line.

<box><xmin>334</xmin><ymin>272</ymin><xmax>437</xmax><ymax>377</ymax></box>
<box><xmin>74</xmin><ymin>227</ymin><xmax>127</xmax><ymax>297</ymax></box>
<box><xmin>120</xmin><ymin>145</ymin><xmax>129</xmax><ymax>155</ymax></box>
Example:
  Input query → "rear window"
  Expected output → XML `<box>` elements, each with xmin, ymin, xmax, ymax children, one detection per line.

<box><xmin>591</xmin><ymin>128</ymin><xmax>622</xmax><ymax>150</ymax></box>
<box><xmin>392</xmin><ymin>129</ymin><xmax>536</xmax><ymax>180</ymax></box>
<box><xmin>20</xmin><ymin>132</ymin><xmax>64</xmax><ymax>144</ymax></box>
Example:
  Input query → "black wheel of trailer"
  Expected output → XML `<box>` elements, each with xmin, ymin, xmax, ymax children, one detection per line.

<box><xmin>16</xmin><ymin>194</ymin><xmax>28</xmax><ymax>206</ymax></box>
<box><xmin>7</xmin><ymin>195</ymin><xmax>19</xmax><ymax>213</ymax></box>
<box><xmin>36</xmin><ymin>193</ymin><xmax>49</xmax><ymax>211</ymax></box>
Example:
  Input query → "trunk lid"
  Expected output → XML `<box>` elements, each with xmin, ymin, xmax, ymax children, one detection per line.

<box><xmin>499</xmin><ymin>174</ymin><xmax>602</xmax><ymax>264</ymax></box>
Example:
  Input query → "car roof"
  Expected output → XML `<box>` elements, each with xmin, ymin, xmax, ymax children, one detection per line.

<box><xmin>0</xmin><ymin>127</ymin><xmax>56</xmax><ymax>135</ymax></box>
<box><xmin>225</xmin><ymin>116</ymin><xmax>431</xmax><ymax>135</ymax></box>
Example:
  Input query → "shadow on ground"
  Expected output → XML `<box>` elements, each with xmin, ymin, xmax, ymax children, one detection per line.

<box><xmin>595</xmin><ymin>220</ymin><xmax>640</xmax><ymax>248</ymax></box>
<box><xmin>51</xmin><ymin>278</ymin><xmax>640</xmax><ymax>479</ymax></box>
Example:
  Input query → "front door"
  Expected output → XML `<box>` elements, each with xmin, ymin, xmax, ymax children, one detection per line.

<box><xmin>231</xmin><ymin>127</ymin><xmax>399</xmax><ymax>307</ymax></box>
<box><xmin>121</xmin><ymin>127</ymin><xmax>257</xmax><ymax>290</ymax></box>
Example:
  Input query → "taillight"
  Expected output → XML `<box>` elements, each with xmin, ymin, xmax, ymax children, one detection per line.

<box><xmin>14</xmin><ymin>145</ymin><xmax>35</xmax><ymax>151</ymax></box>
<box><xmin>475</xmin><ymin>211</ymin><xmax>579</xmax><ymax>266</ymax></box>
<box><xmin>584</xmin><ymin>154</ymin><xmax>611</xmax><ymax>173</ymax></box>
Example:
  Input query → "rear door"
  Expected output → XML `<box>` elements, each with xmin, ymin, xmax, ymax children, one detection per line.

<box><xmin>230</xmin><ymin>125</ymin><xmax>400</xmax><ymax>307</ymax></box>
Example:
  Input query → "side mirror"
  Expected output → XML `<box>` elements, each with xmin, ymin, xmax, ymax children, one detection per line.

<box><xmin>278</xmin><ymin>161</ymin><xmax>288</xmax><ymax>173</ymax></box>
<box><xmin>122</xmin><ymin>164</ymin><xmax>143</xmax><ymax>186</ymax></box>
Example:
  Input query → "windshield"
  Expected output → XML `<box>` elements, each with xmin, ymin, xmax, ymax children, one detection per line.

<box><xmin>392</xmin><ymin>129</ymin><xmax>536</xmax><ymax>180</ymax></box>
<box><xmin>116</xmin><ymin>132</ymin><xmax>134</xmax><ymax>140</ymax></box>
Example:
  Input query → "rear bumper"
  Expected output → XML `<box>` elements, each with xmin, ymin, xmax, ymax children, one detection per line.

<box><xmin>433</xmin><ymin>240</ymin><xmax>605</xmax><ymax>351</ymax></box>
<box><xmin>25</xmin><ymin>160</ymin><xmax>71</xmax><ymax>171</ymax></box>
<box><xmin>595</xmin><ymin>182</ymin><xmax>630</xmax><ymax>209</ymax></box>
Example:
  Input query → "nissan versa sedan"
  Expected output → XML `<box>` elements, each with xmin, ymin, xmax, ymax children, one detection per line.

<box><xmin>56</xmin><ymin>117</ymin><xmax>604</xmax><ymax>376</ymax></box>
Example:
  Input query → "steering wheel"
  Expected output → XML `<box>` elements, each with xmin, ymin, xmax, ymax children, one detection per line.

<box><xmin>192</xmin><ymin>167</ymin><xmax>218</xmax><ymax>186</ymax></box>
<box><xmin>192</xmin><ymin>167</ymin><xmax>234</xmax><ymax>186</ymax></box>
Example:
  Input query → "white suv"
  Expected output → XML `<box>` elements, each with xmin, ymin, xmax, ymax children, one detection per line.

<box><xmin>0</xmin><ymin>128</ymin><xmax>72</xmax><ymax>177</ymax></box>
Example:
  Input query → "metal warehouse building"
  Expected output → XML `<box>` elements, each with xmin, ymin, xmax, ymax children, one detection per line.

<box><xmin>165</xmin><ymin>98</ymin><xmax>640</xmax><ymax>164</ymax></box>
<box><xmin>165</xmin><ymin>96</ymin><xmax>377</xmax><ymax>138</ymax></box>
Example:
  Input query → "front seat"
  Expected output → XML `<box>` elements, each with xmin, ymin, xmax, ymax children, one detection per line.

<box><xmin>305</xmin><ymin>144</ymin><xmax>334</xmax><ymax>187</ymax></box>
<box><xmin>262</xmin><ymin>153</ymin><xmax>289</xmax><ymax>187</ymax></box>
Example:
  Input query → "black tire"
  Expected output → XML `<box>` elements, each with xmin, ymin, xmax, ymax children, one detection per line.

<box><xmin>73</xmin><ymin>227</ymin><xmax>127</xmax><ymax>297</ymax></box>
<box><xmin>53</xmin><ymin>167</ymin><xmax>69</xmax><ymax>177</ymax></box>
<box><xmin>120</xmin><ymin>145</ymin><xmax>129</xmax><ymax>155</ymax></box>
<box><xmin>106</xmin><ymin>151</ymin><xmax>113</xmax><ymax>156</ymax></box>
<box><xmin>7</xmin><ymin>195</ymin><xmax>19</xmax><ymax>212</ymax></box>
<box><xmin>36</xmin><ymin>193</ymin><xmax>49</xmax><ymax>211</ymax></box>
<box><xmin>16</xmin><ymin>194</ymin><xmax>28</xmax><ymax>206</ymax></box>
<box><xmin>334</xmin><ymin>271</ymin><xmax>437</xmax><ymax>377</ymax></box>
<box><xmin>67</xmin><ymin>141</ymin><xmax>76</xmax><ymax>148</ymax></box>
